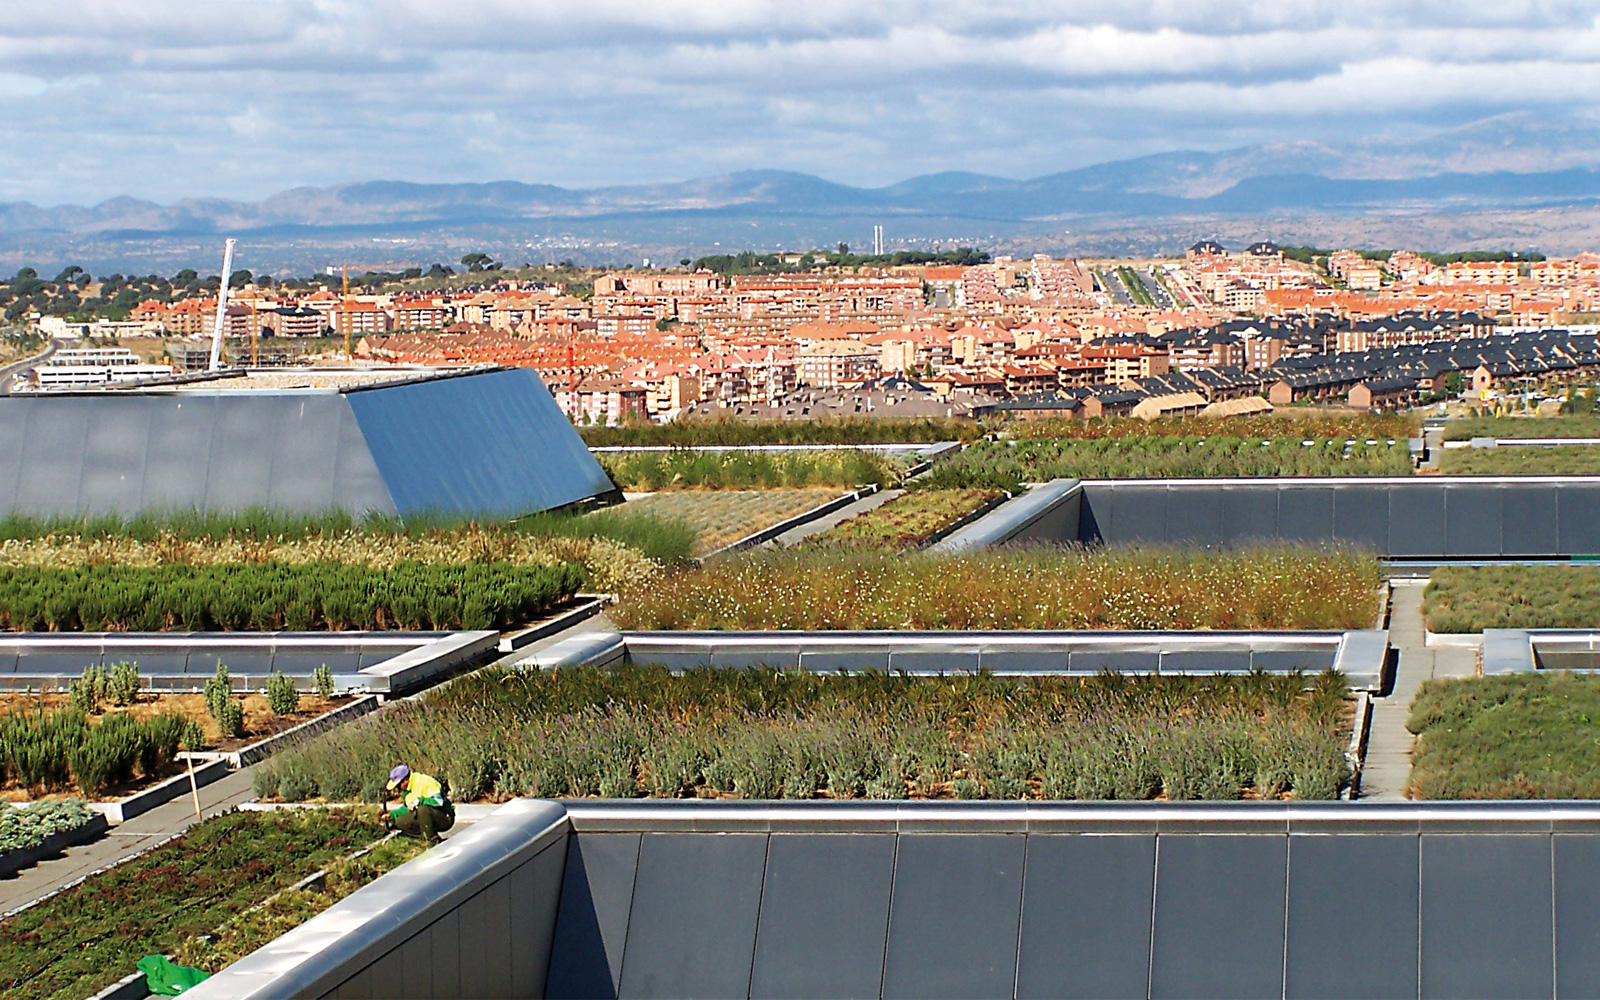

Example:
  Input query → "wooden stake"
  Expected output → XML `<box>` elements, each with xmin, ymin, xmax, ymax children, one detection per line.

<box><xmin>186</xmin><ymin>754</ymin><xmax>202</xmax><ymax>820</ymax></box>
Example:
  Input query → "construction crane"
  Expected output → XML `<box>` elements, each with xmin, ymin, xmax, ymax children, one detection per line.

<box><xmin>341</xmin><ymin>264</ymin><xmax>351</xmax><ymax>360</ymax></box>
<box><xmin>208</xmin><ymin>238</ymin><xmax>236</xmax><ymax>371</ymax></box>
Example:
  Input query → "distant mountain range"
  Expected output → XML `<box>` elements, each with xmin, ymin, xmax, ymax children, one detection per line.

<box><xmin>8</xmin><ymin>112</ymin><xmax>1600</xmax><ymax>271</ymax></box>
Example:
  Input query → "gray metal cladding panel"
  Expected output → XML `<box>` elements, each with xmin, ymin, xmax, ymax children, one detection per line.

<box><xmin>979</xmin><ymin>650</ymin><xmax>1072</xmax><ymax>673</ymax></box>
<box><xmin>1104</xmin><ymin>487</ymin><xmax>1167</xmax><ymax>543</ymax></box>
<box><xmin>1067</xmin><ymin>650</ymin><xmax>1159</xmax><ymax>673</ymax></box>
<box><xmin>456</xmin><ymin>887</ymin><xmax>491</xmax><ymax>1000</ymax></box>
<box><xmin>330</xmin><ymin>401</ymin><xmax>396</xmax><ymax>517</ymax></box>
<box><xmin>1332</xmin><ymin>486</ymin><xmax>1392</xmax><ymax>553</ymax></box>
<box><xmin>1444</xmin><ymin>485</ymin><xmax>1504</xmax><ymax>558</ymax></box>
<box><xmin>1159</xmin><ymin>649</ymin><xmax>1252</xmax><ymax>674</ymax></box>
<box><xmin>1250</xmin><ymin>649</ymin><xmax>1336</xmax><ymax>672</ymax></box>
<box><xmin>1286</xmin><ymin>834</ymin><xmax>1418</xmax><ymax>1000</ymax></box>
<box><xmin>77</xmin><ymin>400</ymin><xmax>155</xmax><ymax>514</ymax></box>
<box><xmin>480</xmin><ymin>873</ymin><xmax>515</xmax><ymax>1000</ymax></box>
<box><xmin>271</xmin><ymin>652</ymin><xmax>363</xmax><ymax>675</ymax></box>
<box><xmin>16</xmin><ymin>651</ymin><xmax>102</xmax><ymax>675</ymax></box>
<box><xmin>1421</xmin><ymin>834</ymin><xmax>1553</xmax><ymax>1000</ymax></box>
<box><xmin>14</xmin><ymin>398</ymin><xmax>89</xmax><ymax>513</ymax></box>
<box><xmin>1389</xmin><ymin>484</ymin><xmax>1448</xmax><ymax>558</ymax></box>
<box><xmin>0</xmin><ymin>399</ymin><xmax>31</xmax><ymax>511</ymax></box>
<box><xmin>801</xmin><ymin>651</ymin><xmax>891</xmax><ymax>673</ymax></box>
<box><xmin>750</xmin><ymin>834</ymin><xmax>895</xmax><ymax>1000</ymax></box>
<box><xmin>1277</xmin><ymin>487</ymin><xmax>1336</xmax><ymax>544</ymax></box>
<box><xmin>548</xmin><ymin>832</ymin><xmax>642</xmax><ymax>1000</ymax></box>
<box><xmin>265</xmin><ymin>395</ymin><xmax>349</xmax><ymax>511</ymax></box>
<box><xmin>187</xmin><ymin>651</ymin><xmax>275</xmax><ymax>677</ymax></box>
<box><xmin>346</xmin><ymin>369</ymin><xmax>614</xmax><ymax>519</ymax></box>
<box><xmin>1016</xmin><ymin>835</ymin><xmax>1155</xmax><ymax>1000</ymax></box>
<box><xmin>617</xmin><ymin>832</ymin><xmax>767</xmax><ymax>1000</ymax></box>
<box><xmin>203</xmin><ymin>395</ymin><xmax>281</xmax><ymax>509</ymax></box>
<box><xmin>882</xmin><ymin>833</ymin><xmax>1026</xmax><ymax>1000</ymax></box>
<box><xmin>1559</xmin><ymin>485</ymin><xmax>1600</xmax><ymax>556</ymax></box>
<box><xmin>399</xmin><ymin>924</ymin><xmax>432</xmax><ymax>1000</ymax></box>
<box><xmin>518</xmin><ymin>837</ymin><xmax>570</xmax><ymax>1000</ymax></box>
<box><xmin>111</xmin><ymin>652</ymin><xmax>188</xmax><ymax>675</ymax></box>
<box><xmin>1150</xmin><ymin>835</ymin><xmax>1287</xmax><ymax>1000</ymax></box>
<box><xmin>365</xmin><ymin>946</ymin><xmax>404</xmax><ymax>1000</ymax></box>
<box><xmin>1077</xmin><ymin>486</ymin><xmax>1111</xmax><ymax>543</ymax></box>
<box><xmin>1502</xmin><ymin>484</ymin><xmax>1561</xmax><ymax>556</ymax></box>
<box><xmin>1221</xmin><ymin>486</ymin><xmax>1281</xmax><ymax>545</ymax></box>
<box><xmin>429</xmin><ymin>906</ymin><xmax>462</xmax><ymax>999</ymax></box>
<box><xmin>1164</xmin><ymin>487</ymin><xmax>1225</xmax><ymax>547</ymax></box>
<box><xmin>1556</xmin><ymin>836</ymin><xmax>1600</xmax><ymax>998</ymax></box>
<box><xmin>0</xmin><ymin>652</ymin><xmax>18</xmax><ymax>673</ymax></box>
<box><xmin>139</xmin><ymin>395</ymin><xmax>216</xmax><ymax>512</ymax></box>
<box><xmin>887</xmin><ymin>650</ymin><xmax>980</xmax><ymax>674</ymax></box>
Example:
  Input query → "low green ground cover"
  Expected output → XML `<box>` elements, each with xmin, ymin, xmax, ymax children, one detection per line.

<box><xmin>1407</xmin><ymin>673</ymin><xmax>1600</xmax><ymax>798</ymax></box>
<box><xmin>1423</xmin><ymin>566</ymin><xmax>1600</xmax><ymax>632</ymax></box>
<box><xmin>1008</xmin><ymin>413</ymin><xmax>1418</xmax><ymax>441</ymax></box>
<box><xmin>1442</xmin><ymin>415</ymin><xmax>1600</xmax><ymax>441</ymax></box>
<box><xmin>611</xmin><ymin>489</ymin><xmax>845</xmax><ymax>556</ymax></box>
<box><xmin>1439</xmin><ymin>446</ymin><xmax>1600</xmax><ymax>475</ymax></box>
<box><xmin>611</xmin><ymin>546</ymin><xmax>1383</xmax><ymax>631</ymax></box>
<box><xmin>597</xmin><ymin>448</ymin><xmax>903</xmax><ymax>491</ymax></box>
<box><xmin>257</xmin><ymin>665</ymin><xmax>1352</xmax><ymax>805</ymax></box>
<box><xmin>934</xmin><ymin>436</ymin><xmax>1411</xmax><ymax>482</ymax></box>
<box><xmin>0</xmin><ymin>809</ymin><xmax>398</xmax><ymax>1000</ymax></box>
<box><xmin>0</xmin><ymin>799</ymin><xmax>93</xmax><ymax>855</ymax></box>
<box><xmin>804</xmin><ymin>490</ymin><xmax>1003</xmax><ymax>549</ymax></box>
<box><xmin>0</xmin><ymin>561</ymin><xmax>583</xmax><ymax>631</ymax></box>
<box><xmin>581</xmin><ymin>418</ymin><xmax>983</xmax><ymax>446</ymax></box>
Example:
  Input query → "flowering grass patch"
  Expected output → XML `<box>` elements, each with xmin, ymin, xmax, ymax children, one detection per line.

<box><xmin>257</xmin><ymin>665</ymin><xmax>1352</xmax><ymax>805</ymax></box>
<box><xmin>581</xmin><ymin>417</ymin><xmax>982</xmax><ymax>446</ymax></box>
<box><xmin>611</xmin><ymin>545</ymin><xmax>1383</xmax><ymax>631</ymax></box>
<box><xmin>612</xmin><ymin>490</ymin><xmax>846</xmax><ymax>556</ymax></box>
<box><xmin>806</xmin><ymin>489</ymin><xmax>1002</xmax><ymax>549</ymax></box>
<box><xmin>932</xmin><ymin>436</ymin><xmax>1411</xmax><ymax>483</ymax></box>
<box><xmin>0</xmin><ymin>809</ymin><xmax>390</xmax><ymax>1000</ymax></box>
<box><xmin>597</xmin><ymin>448</ymin><xmax>903</xmax><ymax>491</ymax></box>
<box><xmin>1441</xmin><ymin>415</ymin><xmax>1600</xmax><ymax>441</ymax></box>
<box><xmin>0</xmin><ymin>560</ymin><xmax>583</xmax><ymax>631</ymax></box>
<box><xmin>1406</xmin><ymin>673</ymin><xmax>1600</xmax><ymax>798</ymax></box>
<box><xmin>1424</xmin><ymin>565</ymin><xmax>1600</xmax><ymax>632</ymax></box>
<box><xmin>1438</xmin><ymin>446</ymin><xmax>1600</xmax><ymax>475</ymax></box>
<box><xmin>1009</xmin><ymin>413</ymin><xmax>1418</xmax><ymax>441</ymax></box>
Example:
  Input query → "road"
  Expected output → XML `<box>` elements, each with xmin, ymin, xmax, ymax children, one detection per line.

<box><xmin>0</xmin><ymin>339</ymin><xmax>57</xmax><ymax>394</ymax></box>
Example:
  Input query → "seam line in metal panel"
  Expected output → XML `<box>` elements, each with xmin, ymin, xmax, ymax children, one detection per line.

<box><xmin>1280</xmin><ymin>835</ymin><xmax>1290</xmax><ymax>1000</ymax></box>
<box><xmin>1416</xmin><ymin>832</ymin><xmax>1423</xmax><ymax>1000</ymax></box>
<box><xmin>1011</xmin><ymin>833</ymin><xmax>1030</xmax><ymax>1000</ymax></box>
<box><xmin>613</xmin><ymin>831</ymin><xmax>644</xmax><ymax>998</ymax></box>
<box><xmin>1147</xmin><ymin>833</ymin><xmax>1159</xmax><ymax>1000</ymax></box>
<box><xmin>879</xmin><ymin>831</ymin><xmax>901</xmax><ymax>1000</ymax></box>
<box><xmin>745</xmin><ymin>833</ymin><xmax>771</xmax><ymax>1000</ymax></box>
<box><xmin>1551</xmin><ymin>833</ymin><xmax>1559</xmax><ymax>1000</ymax></box>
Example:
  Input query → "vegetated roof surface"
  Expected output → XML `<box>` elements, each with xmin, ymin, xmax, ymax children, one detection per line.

<box><xmin>1423</xmin><ymin>565</ymin><xmax>1600</xmax><ymax>632</ymax></box>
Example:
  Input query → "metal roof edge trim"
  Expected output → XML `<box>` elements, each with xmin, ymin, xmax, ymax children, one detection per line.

<box><xmin>1077</xmin><ymin>475</ymin><xmax>1600</xmax><ymax>486</ymax></box>
<box><xmin>183</xmin><ymin>799</ymin><xmax>570</xmax><ymax>1000</ymax></box>
<box><xmin>932</xmin><ymin>478</ymin><xmax>1081</xmax><ymax>552</ymax></box>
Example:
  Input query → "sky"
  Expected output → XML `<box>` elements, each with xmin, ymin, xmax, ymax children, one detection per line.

<box><xmin>3</xmin><ymin>1</ymin><xmax>1600</xmax><ymax>205</ymax></box>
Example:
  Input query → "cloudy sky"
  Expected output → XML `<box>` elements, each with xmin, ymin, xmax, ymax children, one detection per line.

<box><xmin>2</xmin><ymin>1</ymin><xmax>1600</xmax><ymax>205</ymax></box>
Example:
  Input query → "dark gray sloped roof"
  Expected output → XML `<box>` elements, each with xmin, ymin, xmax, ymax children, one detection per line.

<box><xmin>0</xmin><ymin>367</ymin><xmax>612</xmax><ymax>520</ymax></box>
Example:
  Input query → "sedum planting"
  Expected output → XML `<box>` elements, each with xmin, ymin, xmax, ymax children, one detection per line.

<box><xmin>611</xmin><ymin>545</ymin><xmax>1383</xmax><ymax>632</ymax></box>
<box><xmin>256</xmin><ymin>665</ymin><xmax>1353</xmax><ymax>806</ymax></box>
<box><xmin>1423</xmin><ymin>565</ymin><xmax>1600</xmax><ymax>632</ymax></box>
<box><xmin>805</xmin><ymin>489</ymin><xmax>1002</xmax><ymax>550</ymax></box>
<box><xmin>1407</xmin><ymin>673</ymin><xmax>1600</xmax><ymax>798</ymax></box>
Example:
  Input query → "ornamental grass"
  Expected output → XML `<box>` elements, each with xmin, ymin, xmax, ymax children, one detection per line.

<box><xmin>611</xmin><ymin>545</ymin><xmax>1382</xmax><ymax>632</ymax></box>
<box><xmin>597</xmin><ymin>448</ymin><xmax>903</xmax><ymax>491</ymax></box>
<box><xmin>0</xmin><ymin>560</ymin><xmax>583</xmax><ymax>632</ymax></box>
<box><xmin>1423</xmin><ymin>565</ymin><xmax>1600</xmax><ymax>632</ymax></box>
<box><xmin>1438</xmin><ymin>445</ymin><xmax>1600</xmax><ymax>475</ymax></box>
<box><xmin>939</xmin><ymin>436</ymin><xmax>1411</xmax><ymax>482</ymax></box>
<box><xmin>255</xmin><ymin>665</ymin><xmax>1352</xmax><ymax>805</ymax></box>
<box><xmin>581</xmin><ymin>417</ymin><xmax>984</xmax><ymax>446</ymax></box>
<box><xmin>805</xmin><ymin>489</ymin><xmax>1002</xmax><ymax>550</ymax></box>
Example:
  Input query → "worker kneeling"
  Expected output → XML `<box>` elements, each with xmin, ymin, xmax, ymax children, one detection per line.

<box><xmin>385</xmin><ymin>764</ymin><xmax>455</xmax><ymax>844</ymax></box>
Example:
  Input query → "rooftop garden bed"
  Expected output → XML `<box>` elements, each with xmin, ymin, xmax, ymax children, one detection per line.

<box><xmin>1437</xmin><ymin>446</ymin><xmax>1600</xmax><ymax>475</ymax></box>
<box><xmin>0</xmin><ymin>798</ymin><xmax>94</xmax><ymax>856</ymax></box>
<box><xmin>610</xmin><ymin>490</ymin><xmax>848</xmax><ymax>556</ymax></box>
<box><xmin>597</xmin><ymin>448</ymin><xmax>903</xmax><ymax>491</ymax></box>
<box><xmin>255</xmin><ymin>665</ymin><xmax>1353</xmax><ymax>806</ymax></box>
<box><xmin>1007</xmin><ymin>412</ymin><xmax>1419</xmax><ymax>441</ymax></box>
<box><xmin>1442</xmin><ymin>414</ymin><xmax>1600</xmax><ymax>441</ymax></box>
<box><xmin>581</xmin><ymin>417</ymin><xmax>983</xmax><ymax>446</ymax></box>
<box><xmin>1406</xmin><ymin>673</ymin><xmax>1600</xmax><ymax>798</ymax></box>
<box><xmin>610</xmin><ymin>546</ymin><xmax>1383</xmax><ymax>632</ymax></box>
<box><xmin>3</xmin><ymin>664</ymin><xmax>349</xmax><ymax>798</ymax></box>
<box><xmin>0</xmin><ymin>508</ymin><xmax>697</xmax><ymax>594</ymax></box>
<box><xmin>927</xmin><ymin>436</ymin><xmax>1411</xmax><ymax>485</ymax></box>
<box><xmin>1423</xmin><ymin>565</ymin><xmax>1600</xmax><ymax>632</ymax></box>
<box><xmin>0</xmin><ymin>560</ymin><xmax>583</xmax><ymax>632</ymax></box>
<box><xmin>803</xmin><ymin>489</ymin><xmax>1003</xmax><ymax>550</ymax></box>
<box><xmin>0</xmin><ymin>808</ymin><xmax>412</xmax><ymax>1000</ymax></box>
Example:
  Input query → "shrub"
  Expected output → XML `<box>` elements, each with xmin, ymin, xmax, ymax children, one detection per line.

<box><xmin>204</xmin><ymin>664</ymin><xmax>233</xmax><ymax>726</ymax></box>
<box><xmin>266</xmin><ymin>672</ymin><xmax>300</xmax><ymax>716</ymax></box>
<box><xmin>597</xmin><ymin>449</ymin><xmax>903</xmax><ymax>492</ymax></box>
<box><xmin>107</xmin><ymin>661</ymin><xmax>141</xmax><ymax>706</ymax></box>
<box><xmin>311</xmin><ymin>665</ymin><xmax>336</xmax><ymax>699</ymax></box>
<box><xmin>0</xmin><ymin>798</ymin><xmax>93</xmax><ymax>854</ymax></box>
<box><xmin>70</xmin><ymin>666</ymin><xmax>108</xmax><ymax>713</ymax></box>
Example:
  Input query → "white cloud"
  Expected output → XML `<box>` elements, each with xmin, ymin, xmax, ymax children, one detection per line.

<box><xmin>0</xmin><ymin>2</ymin><xmax>1598</xmax><ymax>202</ymax></box>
